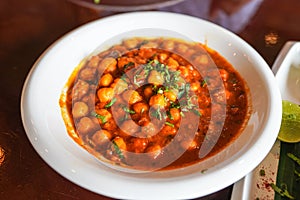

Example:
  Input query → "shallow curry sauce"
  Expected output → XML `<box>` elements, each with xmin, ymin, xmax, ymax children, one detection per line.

<box><xmin>60</xmin><ymin>37</ymin><xmax>251</xmax><ymax>171</ymax></box>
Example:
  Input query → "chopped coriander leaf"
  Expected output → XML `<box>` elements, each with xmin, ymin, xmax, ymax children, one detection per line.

<box><xmin>90</xmin><ymin>111</ymin><xmax>107</xmax><ymax>124</ymax></box>
<box><xmin>270</xmin><ymin>183</ymin><xmax>295</xmax><ymax>199</ymax></box>
<box><xmin>120</xmin><ymin>75</ymin><xmax>127</xmax><ymax>81</ymax></box>
<box><xmin>122</xmin><ymin>106</ymin><xmax>135</xmax><ymax>114</ymax></box>
<box><xmin>177</xmin><ymin>89</ymin><xmax>185</xmax><ymax>99</ymax></box>
<box><xmin>192</xmin><ymin>109</ymin><xmax>202</xmax><ymax>116</ymax></box>
<box><xmin>151</xmin><ymin>107</ymin><xmax>165</xmax><ymax>120</ymax></box>
<box><xmin>105</xmin><ymin>97</ymin><xmax>117</xmax><ymax>108</ymax></box>
<box><xmin>123</xmin><ymin>62</ymin><xmax>135</xmax><ymax>70</ymax></box>
<box><xmin>180</xmin><ymin>111</ymin><xmax>185</xmax><ymax>117</ymax></box>
<box><xmin>165</xmin><ymin>121</ymin><xmax>174</xmax><ymax>127</ymax></box>
<box><xmin>167</xmin><ymin>110</ymin><xmax>174</xmax><ymax>120</ymax></box>
<box><xmin>201</xmin><ymin>169</ymin><xmax>208</xmax><ymax>173</ymax></box>
<box><xmin>112</xmin><ymin>141</ymin><xmax>125</xmax><ymax>159</ymax></box>
<box><xmin>170</xmin><ymin>102</ymin><xmax>180</xmax><ymax>109</ymax></box>
<box><xmin>157</xmin><ymin>87</ymin><xmax>164</xmax><ymax>94</ymax></box>
<box><xmin>201</xmin><ymin>79</ymin><xmax>207</xmax><ymax>87</ymax></box>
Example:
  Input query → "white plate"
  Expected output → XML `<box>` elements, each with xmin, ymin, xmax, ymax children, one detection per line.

<box><xmin>21</xmin><ymin>12</ymin><xmax>282</xmax><ymax>199</ymax></box>
<box><xmin>231</xmin><ymin>41</ymin><xmax>300</xmax><ymax>200</ymax></box>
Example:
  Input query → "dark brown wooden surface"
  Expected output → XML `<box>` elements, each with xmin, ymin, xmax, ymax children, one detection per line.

<box><xmin>1</xmin><ymin>0</ymin><xmax>300</xmax><ymax>199</ymax></box>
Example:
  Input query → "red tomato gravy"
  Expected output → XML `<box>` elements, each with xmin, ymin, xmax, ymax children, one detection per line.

<box><xmin>59</xmin><ymin>37</ymin><xmax>251</xmax><ymax>171</ymax></box>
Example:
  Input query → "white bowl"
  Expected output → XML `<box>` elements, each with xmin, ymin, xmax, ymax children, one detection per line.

<box><xmin>21</xmin><ymin>12</ymin><xmax>282</xmax><ymax>199</ymax></box>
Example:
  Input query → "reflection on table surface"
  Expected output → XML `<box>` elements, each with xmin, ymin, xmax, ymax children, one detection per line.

<box><xmin>1</xmin><ymin>0</ymin><xmax>300</xmax><ymax>199</ymax></box>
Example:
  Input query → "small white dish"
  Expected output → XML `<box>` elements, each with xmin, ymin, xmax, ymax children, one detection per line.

<box><xmin>231</xmin><ymin>41</ymin><xmax>300</xmax><ymax>200</ymax></box>
<box><xmin>20</xmin><ymin>12</ymin><xmax>281</xmax><ymax>199</ymax></box>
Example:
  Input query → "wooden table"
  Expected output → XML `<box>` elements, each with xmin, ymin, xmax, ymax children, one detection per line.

<box><xmin>1</xmin><ymin>0</ymin><xmax>300</xmax><ymax>199</ymax></box>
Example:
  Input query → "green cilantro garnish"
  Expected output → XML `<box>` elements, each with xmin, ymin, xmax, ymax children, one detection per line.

<box><xmin>112</xmin><ymin>141</ymin><xmax>125</xmax><ymax>159</ymax></box>
<box><xmin>122</xmin><ymin>106</ymin><xmax>135</xmax><ymax>114</ymax></box>
<box><xmin>123</xmin><ymin>62</ymin><xmax>135</xmax><ymax>70</ymax></box>
<box><xmin>91</xmin><ymin>111</ymin><xmax>107</xmax><ymax>124</ymax></box>
<box><xmin>192</xmin><ymin>109</ymin><xmax>202</xmax><ymax>116</ymax></box>
<box><xmin>165</xmin><ymin>121</ymin><xmax>174</xmax><ymax>127</ymax></box>
<box><xmin>167</xmin><ymin>110</ymin><xmax>174</xmax><ymax>120</ymax></box>
<box><xmin>105</xmin><ymin>97</ymin><xmax>117</xmax><ymax>108</ymax></box>
<box><xmin>201</xmin><ymin>79</ymin><xmax>207</xmax><ymax>87</ymax></box>
<box><xmin>151</xmin><ymin>107</ymin><xmax>165</xmax><ymax>120</ymax></box>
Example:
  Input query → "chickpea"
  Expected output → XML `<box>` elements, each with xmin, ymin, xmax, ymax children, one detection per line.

<box><xmin>147</xmin><ymin>70</ymin><xmax>164</xmax><ymax>86</ymax></box>
<box><xmin>137</xmin><ymin>115</ymin><xmax>151</xmax><ymax>126</ymax></box>
<box><xmin>141</xmin><ymin>122</ymin><xmax>158</xmax><ymax>137</ymax></box>
<box><xmin>102</xmin><ymin>120</ymin><xmax>118</xmax><ymax>131</ymax></box>
<box><xmin>99</xmin><ymin>73</ymin><xmax>113</xmax><ymax>87</ymax></box>
<box><xmin>178</xmin><ymin>66</ymin><xmax>189</xmax><ymax>78</ymax></box>
<box><xmin>87</xmin><ymin>56</ymin><xmax>100</xmax><ymax>68</ymax></box>
<box><xmin>133</xmin><ymin>102</ymin><xmax>149</xmax><ymax>115</ymax></box>
<box><xmin>191</xmin><ymin>68</ymin><xmax>201</xmax><ymax>79</ymax></box>
<box><xmin>95</xmin><ymin>108</ymin><xmax>112</xmax><ymax>124</ymax></box>
<box><xmin>72</xmin><ymin>101</ymin><xmax>89</xmax><ymax>118</ymax></box>
<box><xmin>146</xmin><ymin>144</ymin><xmax>161</xmax><ymax>159</ymax></box>
<box><xmin>149</xmin><ymin>94</ymin><xmax>166</xmax><ymax>107</ymax></box>
<box><xmin>194</xmin><ymin>54</ymin><xmax>209</xmax><ymax>65</ymax></box>
<box><xmin>76</xmin><ymin>117</ymin><xmax>96</xmax><ymax>135</ymax></box>
<box><xmin>117</xmin><ymin>57</ymin><xmax>135</xmax><ymax>70</ymax></box>
<box><xmin>138</xmin><ymin>48</ymin><xmax>155</xmax><ymax>59</ymax></box>
<box><xmin>190</xmin><ymin>81</ymin><xmax>201</xmax><ymax>92</ymax></box>
<box><xmin>97</xmin><ymin>87</ymin><xmax>114</xmax><ymax>103</ymax></box>
<box><xmin>141</xmin><ymin>41</ymin><xmax>158</xmax><ymax>49</ymax></box>
<box><xmin>92</xmin><ymin>129</ymin><xmax>112</xmax><ymax>146</ymax></box>
<box><xmin>123</xmin><ymin>38</ymin><xmax>139</xmax><ymax>49</ymax></box>
<box><xmin>160</xmin><ymin>125</ymin><xmax>177</xmax><ymax>137</ymax></box>
<box><xmin>113</xmin><ymin>136</ymin><xmax>127</xmax><ymax>150</ymax></box>
<box><xmin>169</xmin><ymin>108</ymin><xmax>181</xmax><ymax>122</ymax></box>
<box><xmin>111</xmin><ymin>78</ymin><xmax>128</xmax><ymax>94</ymax></box>
<box><xmin>176</xmin><ymin>43</ymin><xmax>188</xmax><ymax>54</ymax></box>
<box><xmin>130</xmin><ymin>138</ymin><xmax>148</xmax><ymax>153</ymax></box>
<box><xmin>164</xmin><ymin>91</ymin><xmax>177</xmax><ymax>102</ymax></box>
<box><xmin>98</xmin><ymin>57</ymin><xmax>117</xmax><ymax>74</ymax></box>
<box><xmin>79</xmin><ymin>67</ymin><xmax>96</xmax><ymax>81</ymax></box>
<box><xmin>122</xmin><ymin>90</ymin><xmax>143</xmax><ymax>105</ymax></box>
<box><xmin>72</xmin><ymin>80</ymin><xmax>89</xmax><ymax>101</ymax></box>
<box><xmin>158</xmin><ymin>53</ymin><xmax>168</xmax><ymax>62</ymax></box>
<box><xmin>143</xmin><ymin>85</ymin><xmax>153</xmax><ymax>99</ymax></box>
<box><xmin>120</xmin><ymin>120</ymin><xmax>140</xmax><ymax>135</ymax></box>
<box><xmin>81</xmin><ymin>93</ymin><xmax>95</xmax><ymax>109</ymax></box>
<box><xmin>162</xmin><ymin>40</ymin><xmax>174</xmax><ymax>50</ymax></box>
<box><xmin>167</xmin><ymin>57</ymin><xmax>179</xmax><ymax>70</ymax></box>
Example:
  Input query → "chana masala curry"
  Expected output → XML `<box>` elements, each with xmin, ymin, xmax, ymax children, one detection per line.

<box><xmin>59</xmin><ymin>37</ymin><xmax>251</xmax><ymax>171</ymax></box>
